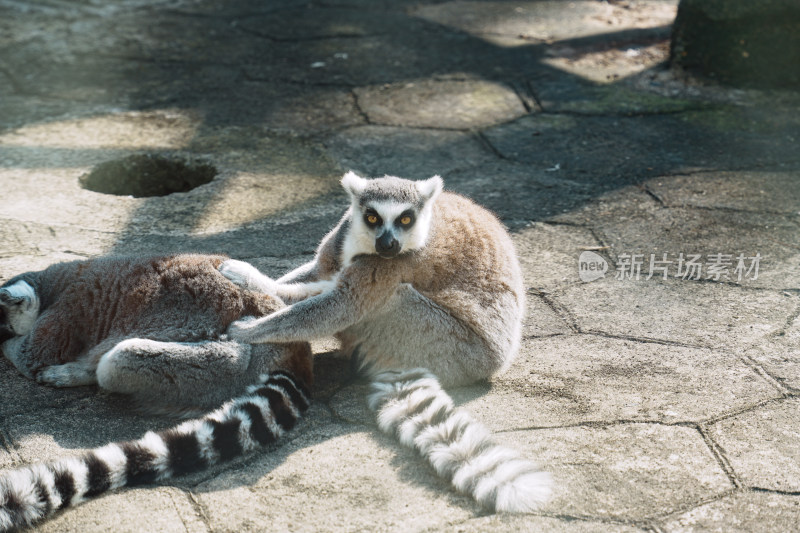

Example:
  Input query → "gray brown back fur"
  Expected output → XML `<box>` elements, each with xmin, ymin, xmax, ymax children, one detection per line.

<box><xmin>0</xmin><ymin>254</ymin><xmax>312</xmax><ymax>414</ymax></box>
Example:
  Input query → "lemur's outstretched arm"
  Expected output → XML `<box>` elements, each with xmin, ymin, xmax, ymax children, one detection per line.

<box><xmin>219</xmin><ymin>259</ymin><xmax>335</xmax><ymax>305</ymax></box>
<box><xmin>226</xmin><ymin>288</ymin><xmax>357</xmax><ymax>343</ymax></box>
<box><xmin>225</xmin><ymin>257</ymin><xmax>399</xmax><ymax>344</ymax></box>
<box><xmin>277</xmin><ymin>209</ymin><xmax>349</xmax><ymax>285</ymax></box>
<box><xmin>276</xmin><ymin>260</ymin><xmax>319</xmax><ymax>284</ymax></box>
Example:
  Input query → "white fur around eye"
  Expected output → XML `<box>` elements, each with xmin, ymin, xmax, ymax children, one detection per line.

<box><xmin>341</xmin><ymin>214</ymin><xmax>376</xmax><ymax>266</ymax></box>
<box><xmin>372</xmin><ymin>200</ymin><xmax>436</xmax><ymax>253</ymax></box>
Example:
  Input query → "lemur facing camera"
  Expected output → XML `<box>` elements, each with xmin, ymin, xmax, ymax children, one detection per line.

<box><xmin>220</xmin><ymin>172</ymin><xmax>552</xmax><ymax>512</ymax></box>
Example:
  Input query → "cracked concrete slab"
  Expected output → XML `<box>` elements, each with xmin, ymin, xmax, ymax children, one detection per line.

<box><xmin>534</xmin><ymin>79</ymin><xmax>705</xmax><ymax>115</ymax></box>
<box><xmin>445</xmin><ymin>160</ymin><xmax>597</xmax><ymax>228</ymax></box>
<box><xmin>0</xmin><ymin>218</ymin><xmax>117</xmax><ymax>260</ymax></box>
<box><xmin>453</xmin><ymin>334</ymin><xmax>780</xmax><ymax>428</ymax></box>
<box><xmin>571</xmin><ymin>187</ymin><xmax>800</xmax><ymax>290</ymax></box>
<box><xmin>708</xmin><ymin>398</ymin><xmax>800</xmax><ymax>492</ymax></box>
<box><xmin>324</xmin><ymin>125</ymin><xmax>494</xmax><ymax>179</ymax></box>
<box><xmin>647</xmin><ymin>169</ymin><xmax>800</xmax><ymax>215</ymax></box>
<box><xmin>744</xmin><ymin>310</ymin><xmax>800</xmax><ymax>391</ymax></box>
<box><xmin>482</xmin><ymin>109</ymin><xmax>800</xmax><ymax>186</ymax></box>
<box><xmin>0</xmin><ymin>358</ymin><xmax>96</xmax><ymax>418</ymax></box>
<box><xmin>513</xmin><ymin>222</ymin><xmax>604</xmax><ymax>290</ymax></box>
<box><xmin>500</xmin><ymin>424</ymin><xmax>732</xmax><ymax>521</ymax></box>
<box><xmin>661</xmin><ymin>491</ymin><xmax>800</xmax><ymax>533</ymax></box>
<box><xmin>523</xmin><ymin>293</ymin><xmax>572</xmax><ymax>338</ymax></box>
<box><xmin>0</xmin><ymin>125</ymin><xmax>342</xmax><ymax>233</ymax></box>
<box><xmin>326</xmin><ymin>381</ymin><xmax>373</xmax><ymax>427</ymax></box>
<box><xmin>241</xmin><ymin>30</ymin><xmax>526</xmax><ymax>87</ymax></box>
<box><xmin>552</xmin><ymin>277</ymin><xmax>797</xmax><ymax>351</ymax></box>
<box><xmin>548</xmin><ymin>183</ymin><xmax>663</xmax><ymax>227</ymax></box>
<box><xmin>237</xmin><ymin>6</ymin><xmax>427</xmax><ymax>42</ymax></box>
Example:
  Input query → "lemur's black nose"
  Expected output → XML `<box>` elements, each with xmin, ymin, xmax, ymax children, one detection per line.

<box><xmin>375</xmin><ymin>232</ymin><xmax>400</xmax><ymax>257</ymax></box>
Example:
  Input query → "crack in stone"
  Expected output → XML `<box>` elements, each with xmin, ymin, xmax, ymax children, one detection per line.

<box><xmin>696</xmin><ymin>424</ymin><xmax>742</xmax><ymax>489</ymax></box>
<box><xmin>475</xmin><ymin>130</ymin><xmax>508</xmax><ymax>159</ymax></box>
<box><xmin>509</xmin><ymin>80</ymin><xmax>540</xmax><ymax>114</ymax></box>
<box><xmin>640</xmin><ymin>183</ymin><xmax>667</xmax><ymax>207</ymax></box>
<box><xmin>738</xmin><ymin>353</ymin><xmax>797</xmax><ymax>395</ymax></box>
<box><xmin>534</xmin><ymin>289</ymin><xmax>580</xmax><ymax>334</ymax></box>
<box><xmin>650</xmin><ymin>487</ymin><xmax>740</xmax><ymax>524</ymax></box>
<box><xmin>184</xmin><ymin>491</ymin><xmax>213</xmax><ymax>532</ymax></box>
<box><xmin>703</xmin><ymin>395</ymin><xmax>798</xmax><ymax>427</ymax></box>
<box><xmin>750</xmin><ymin>486</ymin><xmax>800</xmax><ymax>497</ymax></box>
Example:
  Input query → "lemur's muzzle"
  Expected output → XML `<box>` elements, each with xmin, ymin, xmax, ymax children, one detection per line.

<box><xmin>375</xmin><ymin>231</ymin><xmax>400</xmax><ymax>258</ymax></box>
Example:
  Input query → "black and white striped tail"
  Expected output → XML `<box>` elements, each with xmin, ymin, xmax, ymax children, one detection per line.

<box><xmin>368</xmin><ymin>368</ymin><xmax>551</xmax><ymax>513</ymax></box>
<box><xmin>0</xmin><ymin>370</ymin><xmax>310</xmax><ymax>532</ymax></box>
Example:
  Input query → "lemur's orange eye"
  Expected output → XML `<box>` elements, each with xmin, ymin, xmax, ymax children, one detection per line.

<box><xmin>399</xmin><ymin>216</ymin><xmax>412</xmax><ymax>225</ymax></box>
<box><xmin>366</xmin><ymin>215</ymin><xmax>379</xmax><ymax>224</ymax></box>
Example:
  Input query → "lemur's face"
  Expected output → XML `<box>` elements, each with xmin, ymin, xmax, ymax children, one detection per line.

<box><xmin>0</xmin><ymin>280</ymin><xmax>40</xmax><ymax>343</ymax></box>
<box><xmin>359</xmin><ymin>200</ymin><xmax>421</xmax><ymax>258</ymax></box>
<box><xmin>342</xmin><ymin>172</ymin><xmax>443</xmax><ymax>259</ymax></box>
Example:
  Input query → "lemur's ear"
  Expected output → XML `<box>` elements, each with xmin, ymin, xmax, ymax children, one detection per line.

<box><xmin>0</xmin><ymin>289</ymin><xmax>20</xmax><ymax>306</ymax></box>
<box><xmin>341</xmin><ymin>171</ymin><xmax>367</xmax><ymax>199</ymax></box>
<box><xmin>417</xmin><ymin>175</ymin><xmax>443</xmax><ymax>202</ymax></box>
<box><xmin>0</xmin><ymin>281</ymin><xmax>34</xmax><ymax>306</ymax></box>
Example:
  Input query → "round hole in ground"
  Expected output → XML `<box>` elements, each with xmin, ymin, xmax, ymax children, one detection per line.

<box><xmin>79</xmin><ymin>154</ymin><xmax>217</xmax><ymax>197</ymax></box>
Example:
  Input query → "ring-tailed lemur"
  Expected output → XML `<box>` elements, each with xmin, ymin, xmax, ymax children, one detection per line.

<box><xmin>0</xmin><ymin>254</ymin><xmax>312</xmax><ymax>530</ymax></box>
<box><xmin>220</xmin><ymin>172</ymin><xmax>552</xmax><ymax>512</ymax></box>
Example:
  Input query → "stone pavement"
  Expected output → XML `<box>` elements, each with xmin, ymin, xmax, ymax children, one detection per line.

<box><xmin>1</xmin><ymin>0</ymin><xmax>799</xmax><ymax>531</ymax></box>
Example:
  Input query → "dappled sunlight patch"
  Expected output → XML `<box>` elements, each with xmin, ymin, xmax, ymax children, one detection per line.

<box><xmin>542</xmin><ymin>39</ymin><xmax>670</xmax><ymax>84</ymax></box>
<box><xmin>354</xmin><ymin>78</ymin><xmax>528</xmax><ymax>129</ymax></box>
<box><xmin>0</xmin><ymin>109</ymin><xmax>201</xmax><ymax>150</ymax></box>
<box><xmin>185</xmin><ymin>169</ymin><xmax>341</xmax><ymax>234</ymax></box>
<box><xmin>410</xmin><ymin>0</ymin><xmax>677</xmax><ymax>48</ymax></box>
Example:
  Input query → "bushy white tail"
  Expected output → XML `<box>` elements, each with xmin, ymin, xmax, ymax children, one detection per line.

<box><xmin>0</xmin><ymin>370</ymin><xmax>310</xmax><ymax>532</ymax></box>
<box><xmin>368</xmin><ymin>368</ymin><xmax>551</xmax><ymax>513</ymax></box>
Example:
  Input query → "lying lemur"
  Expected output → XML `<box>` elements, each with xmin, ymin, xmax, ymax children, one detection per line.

<box><xmin>0</xmin><ymin>254</ymin><xmax>312</xmax><ymax>531</ymax></box>
<box><xmin>220</xmin><ymin>172</ymin><xmax>551</xmax><ymax>513</ymax></box>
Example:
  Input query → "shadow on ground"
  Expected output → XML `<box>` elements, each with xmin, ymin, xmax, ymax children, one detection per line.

<box><xmin>2</xmin><ymin>1</ymin><xmax>800</xmax><ymax>531</ymax></box>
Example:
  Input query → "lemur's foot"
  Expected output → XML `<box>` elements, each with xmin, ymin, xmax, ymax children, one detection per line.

<box><xmin>37</xmin><ymin>362</ymin><xmax>97</xmax><ymax>387</ymax></box>
<box><xmin>219</xmin><ymin>260</ymin><xmax>278</xmax><ymax>296</ymax></box>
